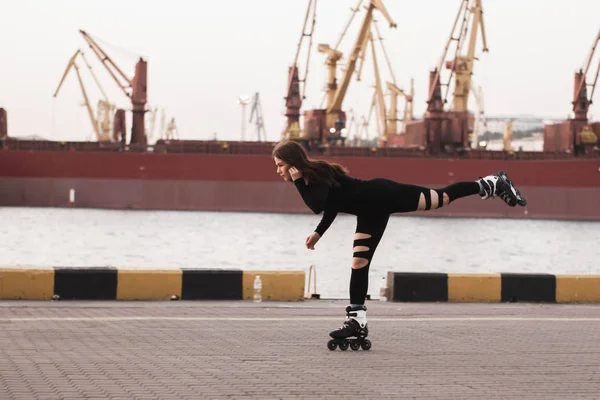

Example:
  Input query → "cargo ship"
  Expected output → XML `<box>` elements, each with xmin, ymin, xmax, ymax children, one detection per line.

<box><xmin>1</xmin><ymin>138</ymin><xmax>599</xmax><ymax>221</ymax></box>
<box><xmin>1</xmin><ymin>1</ymin><xmax>599</xmax><ymax>221</ymax></box>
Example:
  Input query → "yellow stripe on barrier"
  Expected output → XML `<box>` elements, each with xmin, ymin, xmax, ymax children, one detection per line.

<box><xmin>243</xmin><ymin>271</ymin><xmax>305</xmax><ymax>301</ymax></box>
<box><xmin>448</xmin><ymin>273</ymin><xmax>501</xmax><ymax>302</ymax></box>
<box><xmin>0</xmin><ymin>268</ymin><xmax>54</xmax><ymax>300</ymax></box>
<box><xmin>556</xmin><ymin>275</ymin><xmax>600</xmax><ymax>303</ymax></box>
<box><xmin>116</xmin><ymin>270</ymin><xmax>182</xmax><ymax>300</ymax></box>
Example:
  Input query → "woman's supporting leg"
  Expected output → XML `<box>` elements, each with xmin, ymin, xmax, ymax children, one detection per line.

<box><xmin>330</xmin><ymin>213</ymin><xmax>390</xmax><ymax>341</ymax></box>
<box><xmin>349</xmin><ymin>214</ymin><xmax>390</xmax><ymax>305</ymax></box>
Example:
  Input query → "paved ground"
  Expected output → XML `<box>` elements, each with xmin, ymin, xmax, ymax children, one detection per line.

<box><xmin>1</xmin><ymin>300</ymin><xmax>600</xmax><ymax>400</ymax></box>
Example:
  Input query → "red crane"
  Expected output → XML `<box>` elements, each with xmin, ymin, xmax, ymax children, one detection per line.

<box><xmin>79</xmin><ymin>30</ymin><xmax>148</xmax><ymax>146</ymax></box>
<box><xmin>544</xmin><ymin>29</ymin><xmax>600</xmax><ymax>155</ymax></box>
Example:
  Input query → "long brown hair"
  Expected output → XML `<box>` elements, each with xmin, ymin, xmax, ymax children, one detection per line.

<box><xmin>272</xmin><ymin>140</ymin><xmax>348</xmax><ymax>186</ymax></box>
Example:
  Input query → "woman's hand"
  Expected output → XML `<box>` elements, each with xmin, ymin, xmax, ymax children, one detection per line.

<box><xmin>305</xmin><ymin>232</ymin><xmax>321</xmax><ymax>250</ymax></box>
<box><xmin>289</xmin><ymin>166</ymin><xmax>303</xmax><ymax>181</ymax></box>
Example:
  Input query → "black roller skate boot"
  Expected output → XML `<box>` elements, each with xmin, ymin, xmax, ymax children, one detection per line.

<box><xmin>327</xmin><ymin>305</ymin><xmax>371</xmax><ymax>351</ymax></box>
<box><xmin>478</xmin><ymin>170</ymin><xmax>527</xmax><ymax>207</ymax></box>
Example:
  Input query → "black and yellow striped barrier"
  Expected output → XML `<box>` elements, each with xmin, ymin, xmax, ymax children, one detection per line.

<box><xmin>386</xmin><ymin>272</ymin><xmax>600</xmax><ymax>303</ymax></box>
<box><xmin>0</xmin><ymin>268</ymin><xmax>305</xmax><ymax>301</ymax></box>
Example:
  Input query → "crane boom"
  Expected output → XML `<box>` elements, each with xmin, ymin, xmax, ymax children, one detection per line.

<box><xmin>249</xmin><ymin>92</ymin><xmax>266</xmax><ymax>141</ymax></box>
<box><xmin>327</xmin><ymin>0</ymin><xmax>396</xmax><ymax>114</ymax></box>
<box><xmin>573</xmin><ymin>29</ymin><xmax>600</xmax><ymax>118</ymax></box>
<box><xmin>451</xmin><ymin>0</ymin><xmax>487</xmax><ymax>112</ymax></box>
<box><xmin>79</xmin><ymin>51</ymin><xmax>110</xmax><ymax>102</ymax></box>
<box><xmin>355</xmin><ymin>25</ymin><xmax>371</xmax><ymax>81</ymax></box>
<box><xmin>73</xmin><ymin>64</ymin><xmax>101</xmax><ymax>141</ymax></box>
<box><xmin>78</xmin><ymin>29</ymin><xmax>148</xmax><ymax>145</ymax></box>
<box><xmin>79</xmin><ymin>30</ymin><xmax>131</xmax><ymax>97</ymax></box>
<box><xmin>53</xmin><ymin>50</ymin><xmax>81</xmax><ymax>98</ymax></box>
<box><xmin>284</xmin><ymin>0</ymin><xmax>317</xmax><ymax>138</ymax></box>
<box><xmin>333</xmin><ymin>0</ymin><xmax>364</xmax><ymax>51</ymax></box>
<box><xmin>586</xmin><ymin>31</ymin><xmax>600</xmax><ymax>103</ymax></box>
<box><xmin>427</xmin><ymin>0</ymin><xmax>468</xmax><ymax>106</ymax></box>
<box><xmin>53</xmin><ymin>49</ymin><xmax>102</xmax><ymax>141</ymax></box>
<box><xmin>370</xmin><ymin>32</ymin><xmax>387</xmax><ymax>140</ymax></box>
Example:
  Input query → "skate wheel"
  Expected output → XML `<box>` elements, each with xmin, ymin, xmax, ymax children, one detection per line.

<box><xmin>327</xmin><ymin>340</ymin><xmax>337</xmax><ymax>351</ymax></box>
<box><xmin>350</xmin><ymin>342</ymin><xmax>361</xmax><ymax>351</ymax></box>
<box><xmin>361</xmin><ymin>340</ymin><xmax>372</xmax><ymax>351</ymax></box>
<box><xmin>339</xmin><ymin>342</ymin><xmax>349</xmax><ymax>351</ymax></box>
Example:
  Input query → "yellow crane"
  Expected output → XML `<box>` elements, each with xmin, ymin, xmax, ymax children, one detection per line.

<box><xmin>317</xmin><ymin>43</ymin><xmax>344</xmax><ymax>109</ymax></box>
<box><xmin>369</xmin><ymin>31</ymin><xmax>387</xmax><ymax>142</ymax></box>
<box><xmin>53</xmin><ymin>49</ymin><xmax>114</xmax><ymax>142</ymax></box>
<box><xmin>305</xmin><ymin>0</ymin><xmax>396</xmax><ymax>144</ymax></box>
<box><xmin>77</xmin><ymin>50</ymin><xmax>115</xmax><ymax>141</ymax></box>
<box><xmin>96</xmin><ymin>100</ymin><xmax>115</xmax><ymax>140</ymax></box>
<box><xmin>294</xmin><ymin>0</ymin><xmax>396</xmax><ymax>145</ymax></box>
<box><xmin>325</xmin><ymin>0</ymin><xmax>396</xmax><ymax>118</ymax></box>
<box><xmin>428</xmin><ymin>0</ymin><xmax>488</xmax><ymax>114</ymax></box>
<box><xmin>450</xmin><ymin>0</ymin><xmax>487</xmax><ymax>112</ymax></box>
<box><xmin>367</xmin><ymin>15</ymin><xmax>413</xmax><ymax>140</ymax></box>
<box><xmin>386</xmin><ymin>79</ymin><xmax>414</xmax><ymax>135</ymax></box>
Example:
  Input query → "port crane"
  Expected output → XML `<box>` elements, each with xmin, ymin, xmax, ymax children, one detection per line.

<box><xmin>573</xmin><ymin>29</ymin><xmax>600</xmax><ymax>123</ymax></box>
<box><xmin>421</xmin><ymin>0</ymin><xmax>488</xmax><ymax>152</ymax></box>
<box><xmin>283</xmin><ymin>0</ymin><xmax>317</xmax><ymax>140</ymax></box>
<box><xmin>249</xmin><ymin>92</ymin><xmax>266</xmax><ymax>141</ymax></box>
<box><xmin>163</xmin><ymin>115</ymin><xmax>179</xmax><ymax>140</ymax></box>
<box><xmin>355</xmin><ymin>15</ymin><xmax>413</xmax><ymax>144</ymax></box>
<box><xmin>308</xmin><ymin>0</ymin><xmax>396</xmax><ymax>145</ymax></box>
<box><xmin>79</xmin><ymin>30</ymin><xmax>148</xmax><ymax>146</ymax></box>
<box><xmin>53</xmin><ymin>49</ymin><xmax>115</xmax><ymax>142</ymax></box>
<box><xmin>543</xmin><ymin>29</ymin><xmax>600</xmax><ymax>154</ymax></box>
<box><xmin>285</xmin><ymin>0</ymin><xmax>396</xmax><ymax>146</ymax></box>
<box><xmin>386</xmin><ymin>79</ymin><xmax>414</xmax><ymax>136</ymax></box>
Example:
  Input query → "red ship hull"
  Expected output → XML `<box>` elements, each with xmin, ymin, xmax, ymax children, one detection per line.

<box><xmin>1</xmin><ymin>147</ymin><xmax>599</xmax><ymax>221</ymax></box>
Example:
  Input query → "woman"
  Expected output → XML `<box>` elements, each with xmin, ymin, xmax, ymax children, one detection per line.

<box><xmin>272</xmin><ymin>140</ymin><xmax>527</xmax><ymax>345</ymax></box>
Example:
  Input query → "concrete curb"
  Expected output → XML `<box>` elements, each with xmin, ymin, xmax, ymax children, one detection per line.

<box><xmin>386</xmin><ymin>272</ymin><xmax>600</xmax><ymax>303</ymax></box>
<box><xmin>0</xmin><ymin>268</ymin><xmax>305</xmax><ymax>301</ymax></box>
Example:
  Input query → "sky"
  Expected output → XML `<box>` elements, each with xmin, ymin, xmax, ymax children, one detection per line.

<box><xmin>0</xmin><ymin>0</ymin><xmax>599</xmax><ymax>143</ymax></box>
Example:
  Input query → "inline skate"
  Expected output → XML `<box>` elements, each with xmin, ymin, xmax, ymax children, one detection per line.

<box><xmin>327</xmin><ymin>305</ymin><xmax>371</xmax><ymax>351</ymax></box>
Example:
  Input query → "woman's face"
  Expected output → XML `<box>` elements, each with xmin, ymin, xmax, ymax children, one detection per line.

<box><xmin>273</xmin><ymin>157</ymin><xmax>292</xmax><ymax>181</ymax></box>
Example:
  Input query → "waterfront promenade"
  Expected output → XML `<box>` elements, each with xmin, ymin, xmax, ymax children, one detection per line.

<box><xmin>1</xmin><ymin>300</ymin><xmax>599</xmax><ymax>399</ymax></box>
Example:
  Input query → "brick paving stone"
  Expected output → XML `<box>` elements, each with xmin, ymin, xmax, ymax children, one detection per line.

<box><xmin>1</xmin><ymin>300</ymin><xmax>600</xmax><ymax>399</ymax></box>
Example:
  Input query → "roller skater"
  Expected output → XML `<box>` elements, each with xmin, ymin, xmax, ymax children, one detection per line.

<box><xmin>327</xmin><ymin>305</ymin><xmax>371</xmax><ymax>351</ymax></box>
<box><xmin>272</xmin><ymin>140</ymin><xmax>527</xmax><ymax>351</ymax></box>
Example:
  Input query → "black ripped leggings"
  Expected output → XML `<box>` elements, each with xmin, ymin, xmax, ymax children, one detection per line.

<box><xmin>348</xmin><ymin>181</ymin><xmax>480</xmax><ymax>305</ymax></box>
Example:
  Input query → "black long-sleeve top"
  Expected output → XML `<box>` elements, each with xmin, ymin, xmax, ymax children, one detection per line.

<box><xmin>293</xmin><ymin>174</ymin><xmax>414</xmax><ymax>236</ymax></box>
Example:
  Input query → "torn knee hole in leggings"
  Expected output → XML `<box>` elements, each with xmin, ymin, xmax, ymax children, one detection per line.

<box><xmin>353</xmin><ymin>245</ymin><xmax>369</xmax><ymax>252</ymax></box>
<box><xmin>421</xmin><ymin>189</ymin><xmax>444</xmax><ymax>210</ymax></box>
<box><xmin>429</xmin><ymin>190</ymin><xmax>439</xmax><ymax>209</ymax></box>
<box><xmin>352</xmin><ymin>257</ymin><xmax>369</xmax><ymax>269</ymax></box>
<box><xmin>353</xmin><ymin>235</ymin><xmax>372</xmax><ymax>269</ymax></box>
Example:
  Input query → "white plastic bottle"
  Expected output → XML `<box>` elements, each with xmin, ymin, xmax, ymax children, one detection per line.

<box><xmin>253</xmin><ymin>275</ymin><xmax>262</xmax><ymax>303</ymax></box>
<box><xmin>379</xmin><ymin>276</ymin><xmax>387</xmax><ymax>302</ymax></box>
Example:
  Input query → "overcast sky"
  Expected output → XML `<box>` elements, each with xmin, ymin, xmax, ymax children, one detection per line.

<box><xmin>0</xmin><ymin>0</ymin><xmax>598</xmax><ymax>143</ymax></box>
